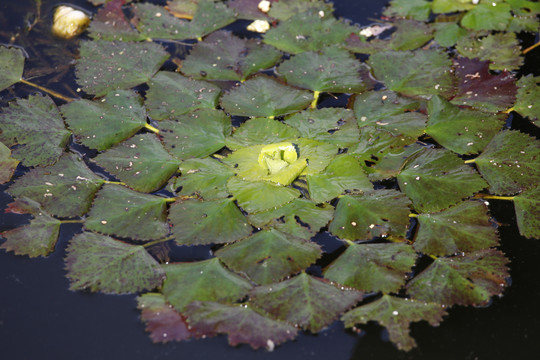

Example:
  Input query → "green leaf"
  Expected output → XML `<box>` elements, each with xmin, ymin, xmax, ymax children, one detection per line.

<box><xmin>175</xmin><ymin>157</ymin><xmax>234</xmax><ymax>200</ymax></box>
<box><xmin>329</xmin><ymin>190</ymin><xmax>412</xmax><ymax>240</ymax></box>
<box><xmin>368</xmin><ymin>49</ymin><xmax>455</xmax><ymax>99</ymax></box>
<box><xmin>165</xmin><ymin>0</ymin><xmax>199</xmax><ymax>18</ymax></box>
<box><xmin>145</xmin><ymin>71</ymin><xmax>221</xmax><ymax>120</ymax></box>
<box><xmin>65</xmin><ymin>231</ymin><xmax>165</xmax><ymax>294</ymax></box>
<box><xmin>387</xmin><ymin>20</ymin><xmax>434</xmax><ymax>52</ymax></box>
<box><xmin>227</xmin><ymin>177</ymin><xmax>300</xmax><ymax>213</ymax></box>
<box><xmin>88</xmin><ymin>0</ymin><xmax>145</xmax><ymax>41</ymax></box>
<box><xmin>132</xmin><ymin>3</ymin><xmax>190</xmax><ymax>40</ymax></box>
<box><xmin>0</xmin><ymin>141</ymin><xmax>19</xmax><ymax>184</ymax></box>
<box><xmin>353</xmin><ymin>90</ymin><xmax>421</xmax><ymax>124</ymax></box>
<box><xmin>473</xmin><ymin>130</ymin><xmax>540</xmax><ymax>194</ymax></box>
<box><xmin>358</xmin><ymin>111</ymin><xmax>427</xmax><ymax>140</ymax></box>
<box><xmin>426</xmin><ymin>96</ymin><xmax>505</xmax><ymax>155</ymax></box>
<box><xmin>180</xmin><ymin>0</ymin><xmax>237</xmax><ymax>40</ymax></box>
<box><xmin>461</xmin><ymin>2</ymin><xmax>511</xmax><ymax>31</ymax></box>
<box><xmin>277</xmin><ymin>46</ymin><xmax>367</xmax><ymax>93</ymax></box>
<box><xmin>514</xmin><ymin>186</ymin><xmax>540</xmax><ymax>239</ymax></box>
<box><xmin>342</xmin><ymin>295</ymin><xmax>447</xmax><ymax>351</ymax></box>
<box><xmin>159</xmin><ymin>109</ymin><xmax>231</xmax><ymax>159</ymax></box>
<box><xmin>432</xmin><ymin>0</ymin><xmax>474</xmax><ymax>13</ymax></box>
<box><xmin>306</xmin><ymin>154</ymin><xmax>372</xmax><ymax>203</ymax></box>
<box><xmin>350</xmin><ymin>127</ymin><xmax>418</xmax><ymax>166</ymax></box>
<box><xmin>268</xmin><ymin>0</ymin><xmax>334</xmax><ymax>21</ymax></box>
<box><xmin>325</xmin><ymin>242</ymin><xmax>417</xmax><ymax>293</ymax></box>
<box><xmin>7</xmin><ymin>153</ymin><xmax>105</xmax><ymax>217</ymax></box>
<box><xmin>162</xmin><ymin>258</ymin><xmax>252</xmax><ymax>312</ymax></box>
<box><xmin>228</xmin><ymin>0</ymin><xmax>273</xmax><ymax>20</ymax></box>
<box><xmin>93</xmin><ymin>134</ymin><xmax>180</xmax><ymax>193</ymax></box>
<box><xmin>215</xmin><ymin>228</ymin><xmax>321</xmax><ymax>285</ymax></box>
<box><xmin>181</xmin><ymin>30</ymin><xmax>282</xmax><ymax>81</ymax></box>
<box><xmin>185</xmin><ymin>301</ymin><xmax>298</xmax><ymax>350</ymax></box>
<box><xmin>0</xmin><ymin>45</ymin><xmax>24</xmax><ymax>91</ymax></box>
<box><xmin>0</xmin><ymin>94</ymin><xmax>70</xmax><ymax>167</ymax></box>
<box><xmin>220</xmin><ymin>76</ymin><xmax>313</xmax><ymax>117</ymax></box>
<box><xmin>76</xmin><ymin>40</ymin><xmax>169</xmax><ymax>96</ymax></box>
<box><xmin>250</xmin><ymin>272</ymin><xmax>363</xmax><ymax>332</ymax></box>
<box><xmin>406</xmin><ymin>249</ymin><xmax>510</xmax><ymax>307</ymax></box>
<box><xmin>367</xmin><ymin>143</ymin><xmax>425</xmax><ymax>181</ymax></box>
<box><xmin>432</xmin><ymin>22</ymin><xmax>467</xmax><ymax>48</ymax></box>
<box><xmin>413</xmin><ymin>201</ymin><xmax>499</xmax><ymax>256</ymax></box>
<box><xmin>85</xmin><ymin>184</ymin><xmax>169</xmax><ymax>241</ymax></box>
<box><xmin>0</xmin><ymin>198</ymin><xmax>61</xmax><ymax>258</ymax></box>
<box><xmin>61</xmin><ymin>90</ymin><xmax>147</xmax><ymax>151</ymax></box>
<box><xmin>383</xmin><ymin>0</ymin><xmax>432</xmax><ymax>21</ymax></box>
<box><xmin>456</xmin><ymin>32</ymin><xmax>523</xmax><ymax>71</ymax></box>
<box><xmin>225</xmin><ymin>117</ymin><xmax>300</xmax><ymax>151</ymax></box>
<box><xmin>514</xmin><ymin>74</ymin><xmax>540</xmax><ymax>126</ymax></box>
<box><xmin>397</xmin><ymin>148</ymin><xmax>487</xmax><ymax>212</ymax></box>
<box><xmin>168</xmin><ymin>198</ymin><xmax>252</xmax><ymax>245</ymax></box>
<box><xmin>295</xmin><ymin>138</ymin><xmax>338</xmax><ymax>175</ymax></box>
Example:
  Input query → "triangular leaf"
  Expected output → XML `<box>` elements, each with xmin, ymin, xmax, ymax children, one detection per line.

<box><xmin>179</xmin><ymin>0</ymin><xmax>237</xmax><ymax>40</ymax></box>
<box><xmin>514</xmin><ymin>186</ymin><xmax>540</xmax><ymax>239</ymax></box>
<box><xmin>0</xmin><ymin>45</ymin><xmax>24</xmax><ymax>91</ymax></box>
<box><xmin>175</xmin><ymin>157</ymin><xmax>234</xmax><ymax>200</ymax></box>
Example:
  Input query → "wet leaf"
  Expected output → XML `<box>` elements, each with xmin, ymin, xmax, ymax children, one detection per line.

<box><xmin>215</xmin><ymin>228</ymin><xmax>321</xmax><ymax>285</ymax></box>
<box><xmin>367</xmin><ymin>143</ymin><xmax>425</xmax><ymax>181</ymax></box>
<box><xmin>65</xmin><ymin>231</ymin><xmax>165</xmax><ymax>294</ymax></box>
<box><xmin>473</xmin><ymin>130</ymin><xmax>540</xmax><ymax>194</ymax></box>
<box><xmin>179</xmin><ymin>0</ymin><xmax>236</xmax><ymax>40</ymax></box>
<box><xmin>432</xmin><ymin>0</ymin><xmax>474</xmax><ymax>13</ymax></box>
<box><xmin>514</xmin><ymin>186</ymin><xmax>540</xmax><ymax>239</ymax></box>
<box><xmin>461</xmin><ymin>2</ymin><xmax>512</xmax><ymax>31</ymax></box>
<box><xmin>132</xmin><ymin>3</ymin><xmax>190</xmax><ymax>40</ymax></box>
<box><xmin>162</xmin><ymin>258</ymin><xmax>252</xmax><ymax>312</ymax></box>
<box><xmin>406</xmin><ymin>249</ymin><xmax>510</xmax><ymax>307</ymax></box>
<box><xmin>295</xmin><ymin>138</ymin><xmax>338</xmax><ymax>175</ymax></box>
<box><xmin>359</xmin><ymin>111</ymin><xmax>427</xmax><ymax>140</ymax></box>
<box><xmin>456</xmin><ymin>32</ymin><xmax>523</xmax><ymax>71</ymax></box>
<box><xmin>220</xmin><ymin>76</ymin><xmax>313</xmax><ymax>117</ymax></box>
<box><xmin>0</xmin><ymin>45</ymin><xmax>24</xmax><ymax>91</ymax></box>
<box><xmin>7</xmin><ymin>153</ymin><xmax>105</xmax><ymax>217</ymax></box>
<box><xmin>93</xmin><ymin>134</ymin><xmax>180</xmax><ymax>193</ymax></box>
<box><xmin>250</xmin><ymin>272</ymin><xmax>363</xmax><ymax>332</ymax></box>
<box><xmin>225</xmin><ymin>117</ymin><xmax>300</xmax><ymax>151</ymax></box>
<box><xmin>168</xmin><ymin>198</ymin><xmax>251</xmax><ymax>245</ymax></box>
<box><xmin>85</xmin><ymin>184</ymin><xmax>169</xmax><ymax>241</ymax></box>
<box><xmin>181</xmin><ymin>30</ymin><xmax>282</xmax><ymax>81</ymax></box>
<box><xmin>353</xmin><ymin>90</ymin><xmax>421</xmax><ymax>124</ymax></box>
<box><xmin>165</xmin><ymin>0</ymin><xmax>198</xmax><ymax>18</ymax></box>
<box><xmin>61</xmin><ymin>90</ymin><xmax>148</xmax><ymax>151</ymax></box>
<box><xmin>268</xmin><ymin>0</ymin><xmax>334</xmax><ymax>21</ymax></box>
<box><xmin>0</xmin><ymin>141</ymin><xmax>19</xmax><ymax>184</ymax></box>
<box><xmin>342</xmin><ymin>295</ymin><xmax>447</xmax><ymax>351</ymax></box>
<box><xmin>175</xmin><ymin>157</ymin><xmax>234</xmax><ymax>200</ymax></box>
<box><xmin>387</xmin><ymin>20</ymin><xmax>434</xmax><ymax>52</ymax></box>
<box><xmin>413</xmin><ymin>201</ymin><xmax>499</xmax><ymax>256</ymax></box>
<box><xmin>397</xmin><ymin>148</ymin><xmax>487</xmax><ymax>212</ymax></box>
<box><xmin>514</xmin><ymin>74</ymin><xmax>539</xmax><ymax>126</ymax></box>
<box><xmin>383</xmin><ymin>0</ymin><xmax>432</xmax><ymax>21</ymax></box>
<box><xmin>88</xmin><ymin>0</ymin><xmax>144</xmax><ymax>41</ymax></box>
<box><xmin>145</xmin><ymin>71</ymin><xmax>221</xmax><ymax>120</ymax></box>
<box><xmin>227</xmin><ymin>0</ymin><xmax>273</xmax><ymax>20</ymax></box>
<box><xmin>227</xmin><ymin>177</ymin><xmax>300</xmax><ymax>213</ymax></box>
<box><xmin>0</xmin><ymin>94</ymin><xmax>70</xmax><ymax>167</ymax></box>
<box><xmin>432</xmin><ymin>22</ymin><xmax>467</xmax><ymax>48</ymax></box>
<box><xmin>185</xmin><ymin>301</ymin><xmax>298</xmax><ymax>350</ymax></box>
<box><xmin>159</xmin><ymin>109</ymin><xmax>231</xmax><ymax>159</ymax></box>
<box><xmin>506</xmin><ymin>0</ymin><xmax>540</xmax><ymax>32</ymax></box>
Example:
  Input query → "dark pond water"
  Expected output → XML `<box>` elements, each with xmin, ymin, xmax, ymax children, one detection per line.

<box><xmin>1</xmin><ymin>1</ymin><xmax>539</xmax><ymax>359</ymax></box>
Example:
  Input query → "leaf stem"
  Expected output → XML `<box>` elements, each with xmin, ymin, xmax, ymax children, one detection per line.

<box><xmin>474</xmin><ymin>194</ymin><xmax>515</xmax><ymax>201</ymax></box>
<box><xmin>310</xmin><ymin>91</ymin><xmax>320</xmax><ymax>109</ymax></box>
<box><xmin>464</xmin><ymin>159</ymin><xmax>476</xmax><ymax>164</ymax></box>
<box><xmin>143</xmin><ymin>236</ymin><xmax>175</xmax><ymax>248</ymax></box>
<box><xmin>504</xmin><ymin>107</ymin><xmax>515</xmax><ymax>114</ymax></box>
<box><xmin>103</xmin><ymin>180</ymin><xmax>126</xmax><ymax>185</ymax></box>
<box><xmin>344</xmin><ymin>239</ymin><xmax>355</xmax><ymax>246</ymax></box>
<box><xmin>164</xmin><ymin>197</ymin><xmax>177</xmax><ymax>203</ymax></box>
<box><xmin>144</xmin><ymin>123</ymin><xmax>160</xmax><ymax>134</ymax></box>
<box><xmin>522</xmin><ymin>41</ymin><xmax>540</xmax><ymax>55</ymax></box>
<box><xmin>60</xmin><ymin>219</ymin><xmax>84</xmax><ymax>224</ymax></box>
<box><xmin>20</xmin><ymin>79</ymin><xmax>77</xmax><ymax>102</ymax></box>
<box><xmin>408</xmin><ymin>213</ymin><xmax>418</xmax><ymax>218</ymax></box>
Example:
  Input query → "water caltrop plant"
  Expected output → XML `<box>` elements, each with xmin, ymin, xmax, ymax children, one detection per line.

<box><xmin>1</xmin><ymin>0</ymin><xmax>539</xmax><ymax>352</ymax></box>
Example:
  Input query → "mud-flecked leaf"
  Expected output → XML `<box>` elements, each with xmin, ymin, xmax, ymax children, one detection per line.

<box><xmin>132</xmin><ymin>3</ymin><xmax>190</xmax><ymax>40</ymax></box>
<box><xmin>0</xmin><ymin>94</ymin><xmax>70</xmax><ymax>167</ymax></box>
<box><xmin>0</xmin><ymin>198</ymin><xmax>61</xmax><ymax>257</ymax></box>
<box><xmin>263</xmin><ymin>11</ymin><xmax>358</xmax><ymax>54</ymax></box>
<box><xmin>306</xmin><ymin>155</ymin><xmax>372</xmax><ymax>203</ymax></box>
<box><xmin>93</xmin><ymin>134</ymin><xmax>180</xmax><ymax>193</ymax></box>
<box><xmin>76</xmin><ymin>40</ymin><xmax>169</xmax><ymax>96</ymax></box>
<box><xmin>383</xmin><ymin>0</ymin><xmax>431</xmax><ymax>21</ymax></box>
<box><xmin>368</xmin><ymin>49</ymin><xmax>455</xmax><ymax>98</ymax></box>
<box><xmin>181</xmin><ymin>30</ymin><xmax>282</xmax><ymax>81</ymax></box>
<box><xmin>397</xmin><ymin>148</ymin><xmax>487</xmax><ymax>212</ymax></box>
<box><xmin>450</xmin><ymin>57</ymin><xmax>517</xmax><ymax>113</ymax></box>
<box><xmin>168</xmin><ymin>198</ymin><xmax>251</xmax><ymax>245</ymax></box>
<box><xmin>65</xmin><ymin>231</ymin><xmax>165</xmax><ymax>294</ymax></box>
<box><xmin>85</xmin><ymin>184</ymin><xmax>169</xmax><ymax>241</ymax></box>
<box><xmin>225</xmin><ymin>117</ymin><xmax>300</xmax><ymax>150</ymax></box>
<box><xmin>514</xmin><ymin>186</ymin><xmax>540</xmax><ymax>239</ymax></box>
<box><xmin>220</xmin><ymin>76</ymin><xmax>313</xmax><ymax>117</ymax></box>
<box><xmin>354</xmin><ymin>90</ymin><xmax>421</xmax><ymax>124</ymax></box>
<box><xmin>88</xmin><ymin>0</ymin><xmax>144</xmax><ymax>41</ymax></box>
<box><xmin>268</xmin><ymin>0</ymin><xmax>334</xmax><ymax>21</ymax></box>
<box><xmin>461</xmin><ymin>2</ymin><xmax>511</xmax><ymax>31</ymax></box>
<box><xmin>250</xmin><ymin>272</ymin><xmax>363</xmax><ymax>332</ymax></box>
<box><xmin>514</xmin><ymin>74</ymin><xmax>540</xmax><ymax>126</ymax></box>
<box><xmin>0</xmin><ymin>45</ymin><xmax>24</xmax><ymax>91</ymax></box>
<box><xmin>227</xmin><ymin>177</ymin><xmax>300</xmax><ymax>214</ymax></box>
<box><xmin>329</xmin><ymin>190</ymin><xmax>411</xmax><ymax>240</ymax></box>
<box><xmin>227</xmin><ymin>0</ymin><xmax>272</xmax><ymax>20</ymax></box>
<box><xmin>185</xmin><ymin>301</ymin><xmax>298</xmax><ymax>350</ymax></box>
<box><xmin>426</xmin><ymin>96</ymin><xmax>505</xmax><ymax>155</ymax></box>
<box><xmin>284</xmin><ymin>108</ymin><xmax>359</xmax><ymax>148</ymax></box>
<box><xmin>406</xmin><ymin>249</ymin><xmax>510</xmax><ymax>306</ymax></box>
<box><xmin>432</xmin><ymin>22</ymin><xmax>467</xmax><ymax>48</ymax></box>
<box><xmin>7</xmin><ymin>153</ymin><xmax>104</xmax><ymax>217</ymax></box>
<box><xmin>162</xmin><ymin>258</ymin><xmax>252</xmax><ymax>312</ymax></box>
<box><xmin>367</xmin><ymin>143</ymin><xmax>425</xmax><ymax>181</ymax></box>
<box><xmin>456</xmin><ymin>32</ymin><xmax>523</xmax><ymax>71</ymax></box>
<box><xmin>137</xmin><ymin>293</ymin><xmax>193</xmax><ymax>343</ymax></box>
<box><xmin>247</xmin><ymin>198</ymin><xmax>333</xmax><ymax>239</ymax></box>
<box><xmin>277</xmin><ymin>46</ymin><xmax>366</xmax><ymax>93</ymax></box>
<box><xmin>432</xmin><ymin>0</ymin><xmax>474</xmax><ymax>13</ymax></box>
<box><xmin>61</xmin><ymin>90</ymin><xmax>147</xmax><ymax>151</ymax></box>
<box><xmin>145</xmin><ymin>71</ymin><xmax>221</xmax><ymax>120</ymax></box>
<box><xmin>342</xmin><ymin>295</ymin><xmax>447</xmax><ymax>351</ymax></box>
<box><xmin>325</xmin><ymin>242</ymin><xmax>416</xmax><ymax>293</ymax></box>
<box><xmin>159</xmin><ymin>109</ymin><xmax>230</xmax><ymax>159</ymax></box>
<box><xmin>414</xmin><ymin>201</ymin><xmax>499</xmax><ymax>256</ymax></box>
<box><xmin>215</xmin><ymin>228</ymin><xmax>321</xmax><ymax>285</ymax></box>
<box><xmin>175</xmin><ymin>157</ymin><xmax>234</xmax><ymax>199</ymax></box>
<box><xmin>473</xmin><ymin>130</ymin><xmax>540</xmax><ymax>194</ymax></box>
<box><xmin>0</xmin><ymin>142</ymin><xmax>19</xmax><ymax>184</ymax></box>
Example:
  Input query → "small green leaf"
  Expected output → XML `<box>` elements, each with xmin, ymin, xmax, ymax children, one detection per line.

<box><xmin>514</xmin><ymin>74</ymin><xmax>539</xmax><ymax>126</ymax></box>
<box><xmin>367</xmin><ymin>143</ymin><xmax>425</xmax><ymax>181</ymax></box>
<box><xmin>406</xmin><ymin>249</ymin><xmax>510</xmax><ymax>307</ymax></box>
<box><xmin>432</xmin><ymin>0</ymin><xmax>474</xmax><ymax>13</ymax></box>
<box><xmin>215</xmin><ymin>228</ymin><xmax>321</xmax><ymax>285</ymax></box>
<box><xmin>168</xmin><ymin>198</ymin><xmax>252</xmax><ymax>245</ymax></box>
<box><xmin>225</xmin><ymin>117</ymin><xmax>300</xmax><ymax>151</ymax></box>
<box><xmin>0</xmin><ymin>141</ymin><xmax>19</xmax><ymax>184</ymax></box>
<box><xmin>175</xmin><ymin>157</ymin><xmax>234</xmax><ymax>200</ymax></box>
<box><xmin>325</xmin><ymin>243</ymin><xmax>417</xmax><ymax>293</ymax></box>
<box><xmin>132</xmin><ymin>3</ymin><xmax>190</xmax><ymax>40</ymax></box>
<box><xmin>456</xmin><ymin>33</ymin><xmax>523</xmax><ymax>71</ymax></box>
<box><xmin>514</xmin><ymin>186</ymin><xmax>540</xmax><ymax>239</ymax></box>
<box><xmin>180</xmin><ymin>0</ymin><xmax>237</xmax><ymax>40</ymax></box>
<box><xmin>0</xmin><ymin>45</ymin><xmax>24</xmax><ymax>91</ymax></box>
<box><xmin>350</xmin><ymin>127</ymin><xmax>418</xmax><ymax>166</ymax></box>
<box><xmin>268</xmin><ymin>0</ymin><xmax>334</xmax><ymax>21</ymax></box>
<box><xmin>387</xmin><ymin>20</ymin><xmax>434</xmax><ymax>52</ymax></box>
<box><xmin>296</xmin><ymin>138</ymin><xmax>338</xmax><ymax>175</ymax></box>
<box><xmin>88</xmin><ymin>0</ymin><xmax>145</xmax><ymax>41</ymax></box>
<box><xmin>354</xmin><ymin>90</ymin><xmax>421</xmax><ymax>124</ymax></box>
<box><xmin>250</xmin><ymin>272</ymin><xmax>363</xmax><ymax>332</ymax></box>
<box><xmin>432</xmin><ymin>22</ymin><xmax>467</xmax><ymax>48</ymax></box>
<box><xmin>461</xmin><ymin>2</ymin><xmax>512</xmax><ymax>31</ymax></box>
<box><xmin>383</xmin><ymin>0</ymin><xmax>432</xmax><ymax>21</ymax></box>
<box><xmin>0</xmin><ymin>94</ymin><xmax>70</xmax><ymax>167</ymax></box>
<box><xmin>162</xmin><ymin>258</ymin><xmax>252</xmax><ymax>312</ymax></box>
<box><xmin>85</xmin><ymin>184</ymin><xmax>169</xmax><ymax>241</ymax></box>
<box><xmin>329</xmin><ymin>190</ymin><xmax>412</xmax><ymax>240</ymax></box>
